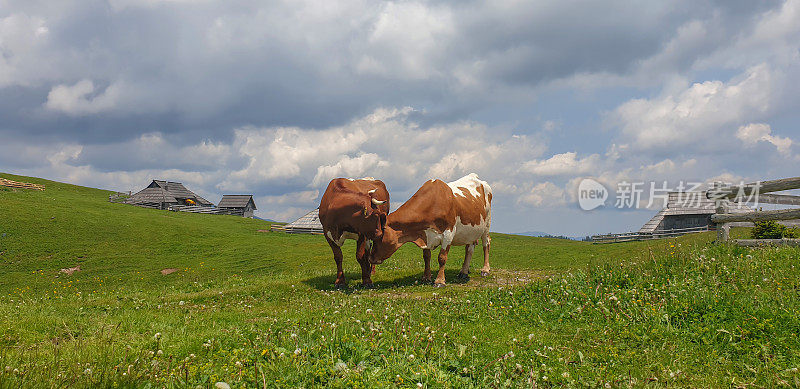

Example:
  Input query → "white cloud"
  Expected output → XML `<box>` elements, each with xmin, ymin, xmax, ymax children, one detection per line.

<box><xmin>357</xmin><ymin>2</ymin><xmax>455</xmax><ymax>80</ymax></box>
<box><xmin>225</xmin><ymin>107</ymin><xmax>542</xmax><ymax>194</ymax></box>
<box><xmin>519</xmin><ymin>182</ymin><xmax>566</xmax><ymax>207</ymax></box>
<box><xmin>612</xmin><ymin>64</ymin><xmax>776</xmax><ymax>150</ymax></box>
<box><xmin>521</xmin><ymin>152</ymin><xmax>600</xmax><ymax>176</ymax></box>
<box><xmin>259</xmin><ymin>190</ymin><xmax>320</xmax><ymax>205</ymax></box>
<box><xmin>44</xmin><ymin>79</ymin><xmax>133</xmax><ymax>116</ymax></box>
<box><xmin>313</xmin><ymin>153</ymin><xmax>389</xmax><ymax>186</ymax></box>
<box><xmin>736</xmin><ymin>123</ymin><xmax>793</xmax><ymax>155</ymax></box>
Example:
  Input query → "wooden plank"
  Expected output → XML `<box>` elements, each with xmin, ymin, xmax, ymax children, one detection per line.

<box><xmin>711</xmin><ymin>208</ymin><xmax>800</xmax><ymax>223</ymax></box>
<box><xmin>735</xmin><ymin>239</ymin><xmax>800</xmax><ymax>247</ymax></box>
<box><xmin>731</xmin><ymin>193</ymin><xmax>800</xmax><ymax>206</ymax></box>
<box><xmin>707</xmin><ymin>176</ymin><xmax>800</xmax><ymax>200</ymax></box>
<box><xmin>0</xmin><ymin>178</ymin><xmax>45</xmax><ymax>190</ymax></box>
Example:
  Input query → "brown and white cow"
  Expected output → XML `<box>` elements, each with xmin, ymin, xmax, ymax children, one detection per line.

<box><xmin>318</xmin><ymin>177</ymin><xmax>390</xmax><ymax>288</ymax></box>
<box><xmin>368</xmin><ymin>173</ymin><xmax>491</xmax><ymax>286</ymax></box>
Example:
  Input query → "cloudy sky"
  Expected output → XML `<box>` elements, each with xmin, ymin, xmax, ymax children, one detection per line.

<box><xmin>2</xmin><ymin>0</ymin><xmax>800</xmax><ymax>235</ymax></box>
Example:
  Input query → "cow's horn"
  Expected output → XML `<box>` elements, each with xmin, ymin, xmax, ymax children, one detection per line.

<box><xmin>367</xmin><ymin>189</ymin><xmax>376</xmax><ymax>194</ymax></box>
<box><xmin>371</xmin><ymin>198</ymin><xmax>386</xmax><ymax>206</ymax></box>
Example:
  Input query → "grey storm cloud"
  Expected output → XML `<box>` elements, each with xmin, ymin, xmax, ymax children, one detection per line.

<box><xmin>1</xmin><ymin>0</ymin><xmax>784</xmax><ymax>145</ymax></box>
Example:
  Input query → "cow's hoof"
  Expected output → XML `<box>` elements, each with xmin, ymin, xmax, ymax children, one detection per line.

<box><xmin>420</xmin><ymin>278</ymin><xmax>433</xmax><ymax>285</ymax></box>
<box><xmin>334</xmin><ymin>283</ymin><xmax>347</xmax><ymax>290</ymax></box>
<box><xmin>433</xmin><ymin>283</ymin><xmax>447</xmax><ymax>288</ymax></box>
<box><xmin>456</xmin><ymin>273</ymin><xmax>470</xmax><ymax>282</ymax></box>
<box><xmin>362</xmin><ymin>283</ymin><xmax>375</xmax><ymax>289</ymax></box>
<box><xmin>480</xmin><ymin>271</ymin><xmax>490</xmax><ymax>277</ymax></box>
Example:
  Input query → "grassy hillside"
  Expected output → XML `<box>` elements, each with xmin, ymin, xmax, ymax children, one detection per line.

<box><xmin>1</xmin><ymin>172</ymin><xmax>798</xmax><ymax>387</ymax></box>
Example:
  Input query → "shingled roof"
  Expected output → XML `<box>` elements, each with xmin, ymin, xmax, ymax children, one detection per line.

<box><xmin>125</xmin><ymin>187</ymin><xmax>178</xmax><ymax>205</ymax></box>
<box><xmin>283</xmin><ymin>208</ymin><xmax>323</xmax><ymax>234</ymax></box>
<box><xmin>146</xmin><ymin>180</ymin><xmax>213</xmax><ymax>205</ymax></box>
<box><xmin>218</xmin><ymin>195</ymin><xmax>256</xmax><ymax>209</ymax></box>
<box><xmin>125</xmin><ymin>179</ymin><xmax>213</xmax><ymax>208</ymax></box>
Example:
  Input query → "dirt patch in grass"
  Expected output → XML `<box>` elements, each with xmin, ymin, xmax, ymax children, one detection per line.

<box><xmin>365</xmin><ymin>269</ymin><xmax>551</xmax><ymax>299</ymax></box>
<box><xmin>160</xmin><ymin>268</ymin><xmax>179</xmax><ymax>275</ymax></box>
<box><xmin>465</xmin><ymin>268</ymin><xmax>549</xmax><ymax>288</ymax></box>
<box><xmin>59</xmin><ymin>265</ymin><xmax>81</xmax><ymax>275</ymax></box>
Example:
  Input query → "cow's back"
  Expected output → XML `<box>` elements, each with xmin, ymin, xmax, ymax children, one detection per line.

<box><xmin>389</xmin><ymin>174</ymin><xmax>491</xmax><ymax>249</ymax></box>
<box><xmin>319</xmin><ymin>178</ymin><xmax>389</xmax><ymax>230</ymax></box>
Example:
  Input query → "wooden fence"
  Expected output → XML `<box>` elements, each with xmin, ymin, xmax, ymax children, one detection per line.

<box><xmin>168</xmin><ymin>205</ymin><xmax>245</xmax><ymax>216</ymax></box>
<box><xmin>708</xmin><ymin>176</ymin><xmax>800</xmax><ymax>246</ymax></box>
<box><xmin>108</xmin><ymin>191</ymin><xmax>132</xmax><ymax>203</ymax></box>
<box><xmin>0</xmin><ymin>178</ymin><xmax>45</xmax><ymax>191</ymax></box>
<box><xmin>591</xmin><ymin>226</ymin><xmax>710</xmax><ymax>243</ymax></box>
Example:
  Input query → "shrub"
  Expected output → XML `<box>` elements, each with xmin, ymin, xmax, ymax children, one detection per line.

<box><xmin>751</xmin><ymin>220</ymin><xmax>797</xmax><ymax>239</ymax></box>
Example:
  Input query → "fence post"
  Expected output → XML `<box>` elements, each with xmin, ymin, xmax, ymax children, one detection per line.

<box><xmin>712</xmin><ymin>181</ymin><xmax>729</xmax><ymax>243</ymax></box>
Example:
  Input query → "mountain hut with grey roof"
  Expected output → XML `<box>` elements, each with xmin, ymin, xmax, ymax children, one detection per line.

<box><xmin>218</xmin><ymin>195</ymin><xmax>257</xmax><ymax>218</ymax></box>
<box><xmin>124</xmin><ymin>180</ymin><xmax>214</xmax><ymax>210</ymax></box>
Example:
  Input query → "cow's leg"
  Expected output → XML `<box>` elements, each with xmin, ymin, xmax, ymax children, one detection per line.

<box><xmin>433</xmin><ymin>245</ymin><xmax>451</xmax><ymax>287</ymax></box>
<box><xmin>366</xmin><ymin>240</ymin><xmax>377</xmax><ymax>275</ymax></box>
<box><xmin>355</xmin><ymin>235</ymin><xmax>374</xmax><ymax>288</ymax></box>
<box><xmin>457</xmin><ymin>244</ymin><xmax>474</xmax><ymax>282</ymax></box>
<box><xmin>421</xmin><ymin>249</ymin><xmax>432</xmax><ymax>283</ymax></box>
<box><xmin>480</xmin><ymin>233</ymin><xmax>491</xmax><ymax>277</ymax></box>
<box><xmin>326</xmin><ymin>234</ymin><xmax>347</xmax><ymax>288</ymax></box>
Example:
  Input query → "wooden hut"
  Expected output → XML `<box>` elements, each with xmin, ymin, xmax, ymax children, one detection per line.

<box><xmin>283</xmin><ymin>208</ymin><xmax>324</xmax><ymax>234</ymax></box>
<box><xmin>639</xmin><ymin>191</ymin><xmax>753</xmax><ymax>233</ymax></box>
<box><xmin>218</xmin><ymin>195</ymin><xmax>257</xmax><ymax>218</ymax></box>
<box><xmin>125</xmin><ymin>180</ymin><xmax>213</xmax><ymax>210</ymax></box>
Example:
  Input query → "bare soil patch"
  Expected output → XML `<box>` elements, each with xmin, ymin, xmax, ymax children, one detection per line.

<box><xmin>59</xmin><ymin>265</ymin><xmax>81</xmax><ymax>275</ymax></box>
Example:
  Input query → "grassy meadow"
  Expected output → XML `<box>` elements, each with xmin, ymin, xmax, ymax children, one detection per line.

<box><xmin>1</xmin><ymin>172</ymin><xmax>799</xmax><ymax>387</ymax></box>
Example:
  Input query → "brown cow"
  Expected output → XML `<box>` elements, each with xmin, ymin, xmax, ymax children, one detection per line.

<box><xmin>319</xmin><ymin>177</ymin><xmax>390</xmax><ymax>288</ymax></box>
<box><xmin>368</xmin><ymin>173</ymin><xmax>491</xmax><ymax>286</ymax></box>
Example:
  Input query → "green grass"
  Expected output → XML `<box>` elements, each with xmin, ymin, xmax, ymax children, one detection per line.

<box><xmin>1</xmin><ymin>172</ymin><xmax>799</xmax><ymax>387</ymax></box>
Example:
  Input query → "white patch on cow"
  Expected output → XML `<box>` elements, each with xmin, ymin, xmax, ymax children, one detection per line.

<box><xmin>423</xmin><ymin>216</ymin><xmax>487</xmax><ymax>250</ymax></box>
<box><xmin>451</xmin><ymin>215</ymin><xmax>487</xmax><ymax>246</ymax></box>
<box><xmin>423</xmin><ymin>226</ymin><xmax>451</xmax><ymax>250</ymax></box>
<box><xmin>360</xmin><ymin>177</ymin><xmax>376</xmax><ymax>181</ymax></box>
<box><xmin>447</xmin><ymin>173</ymin><xmax>486</xmax><ymax>199</ymax></box>
<box><xmin>326</xmin><ymin>230</ymin><xmax>359</xmax><ymax>247</ymax></box>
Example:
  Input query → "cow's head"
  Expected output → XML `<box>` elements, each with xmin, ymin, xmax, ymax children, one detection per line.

<box><xmin>367</xmin><ymin>225</ymin><xmax>400</xmax><ymax>265</ymax></box>
<box><xmin>360</xmin><ymin>190</ymin><xmax>388</xmax><ymax>239</ymax></box>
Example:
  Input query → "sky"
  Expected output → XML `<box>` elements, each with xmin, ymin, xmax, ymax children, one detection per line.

<box><xmin>2</xmin><ymin>0</ymin><xmax>800</xmax><ymax>236</ymax></box>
